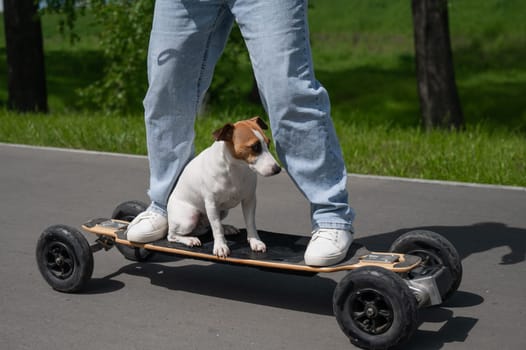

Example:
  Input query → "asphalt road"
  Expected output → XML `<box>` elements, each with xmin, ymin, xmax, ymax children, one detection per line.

<box><xmin>1</xmin><ymin>143</ymin><xmax>525</xmax><ymax>350</ymax></box>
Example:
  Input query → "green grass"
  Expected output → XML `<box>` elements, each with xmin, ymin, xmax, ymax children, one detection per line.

<box><xmin>0</xmin><ymin>0</ymin><xmax>525</xmax><ymax>187</ymax></box>
<box><xmin>1</xmin><ymin>108</ymin><xmax>524</xmax><ymax>187</ymax></box>
<box><xmin>334</xmin><ymin>118</ymin><xmax>526</xmax><ymax>186</ymax></box>
<box><xmin>0</xmin><ymin>111</ymin><xmax>147</xmax><ymax>154</ymax></box>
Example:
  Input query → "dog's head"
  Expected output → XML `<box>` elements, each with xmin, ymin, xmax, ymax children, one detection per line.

<box><xmin>213</xmin><ymin>117</ymin><xmax>281</xmax><ymax>177</ymax></box>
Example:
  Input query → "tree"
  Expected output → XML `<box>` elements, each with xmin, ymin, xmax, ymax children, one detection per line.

<box><xmin>412</xmin><ymin>0</ymin><xmax>464</xmax><ymax>130</ymax></box>
<box><xmin>3</xmin><ymin>0</ymin><xmax>48</xmax><ymax>112</ymax></box>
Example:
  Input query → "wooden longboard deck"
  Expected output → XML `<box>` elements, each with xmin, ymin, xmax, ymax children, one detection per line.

<box><xmin>82</xmin><ymin>218</ymin><xmax>421</xmax><ymax>273</ymax></box>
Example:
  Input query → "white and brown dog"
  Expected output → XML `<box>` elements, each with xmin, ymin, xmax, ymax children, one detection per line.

<box><xmin>166</xmin><ymin>117</ymin><xmax>281</xmax><ymax>257</ymax></box>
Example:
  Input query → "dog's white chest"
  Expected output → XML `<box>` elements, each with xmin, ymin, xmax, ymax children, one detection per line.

<box><xmin>213</xmin><ymin>170</ymin><xmax>256</xmax><ymax>210</ymax></box>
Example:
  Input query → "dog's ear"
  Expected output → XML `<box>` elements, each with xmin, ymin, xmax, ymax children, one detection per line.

<box><xmin>213</xmin><ymin>123</ymin><xmax>234</xmax><ymax>141</ymax></box>
<box><xmin>250</xmin><ymin>116</ymin><xmax>268</xmax><ymax>130</ymax></box>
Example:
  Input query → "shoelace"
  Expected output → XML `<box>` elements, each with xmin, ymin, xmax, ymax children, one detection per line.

<box><xmin>311</xmin><ymin>229</ymin><xmax>338</xmax><ymax>242</ymax></box>
<box><xmin>135</xmin><ymin>211</ymin><xmax>161</xmax><ymax>222</ymax></box>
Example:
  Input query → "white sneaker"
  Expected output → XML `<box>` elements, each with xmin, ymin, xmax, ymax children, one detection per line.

<box><xmin>304</xmin><ymin>228</ymin><xmax>353</xmax><ymax>266</ymax></box>
<box><xmin>126</xmin><ymin>210</ymin><xmax>168</xmax><ymax>243</ymax></box>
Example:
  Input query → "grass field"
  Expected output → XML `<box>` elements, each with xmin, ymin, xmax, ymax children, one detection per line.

<box><xmin>0</xmin><ymin>0</ymin><xmax>525</xmax><ymax>186</ymax></box>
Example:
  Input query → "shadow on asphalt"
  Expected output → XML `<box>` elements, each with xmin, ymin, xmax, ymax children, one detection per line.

<box><xmin>93</xmin><ymin>261</ymin><xmax>337</xmax><ymax>316</ymax></box>
<box><xmin>356</xmin><ymin>222</ymin><xmax>526</xmax><ymax>265</ymax></box>
<box><xmin>403</xmin><ymin>290</ymin><xmax>483</xmax><ymax>349</ymax></box>
<box><xmin>408</xmin><ymin>315</ymin><xmax>479</xmax><ymax>350</ymax></box>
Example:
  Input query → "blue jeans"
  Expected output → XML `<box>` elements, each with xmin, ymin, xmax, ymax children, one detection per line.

<box><xmin>143</xmin><ymin>0</ymin><xmax>355</xmax><ymax>231</ymax></box>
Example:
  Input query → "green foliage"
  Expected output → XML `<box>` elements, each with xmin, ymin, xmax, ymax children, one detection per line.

<box><xmin>76</xmin><ymin>0</ymin><xmax>154</xmax><ymax>113</ymax></box>
<box><xmin>40</xmin><ymin>0</ymin><xmax>85</xmax><ymax>44</ymax></box>
<box><xmin>40</xmin><ymin>0</ymin><xmax>154</xmax><ymax>113</ymax></box>
<box><xmin>39</xmin><ymin>0</ymin><xmax>249</xmax><ymax>114</ymax></box>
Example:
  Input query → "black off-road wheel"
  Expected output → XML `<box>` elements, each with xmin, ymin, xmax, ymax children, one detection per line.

<box><xmin>111</xmin><ymin>200</ymin><xmax>154</xmax><ymax>262</ymax></box>
<box><xmin>389</xmin><ymin>230</ymin><xmax>462</xmax><ymax>302</ymax></box>
<box><xmin>36</xmin><ymin>225</ymin><xmax>94</xmax><ymax>293</ymax></box>
<box><xmin>333</xmin><ymin>266</ymin><xmax>418</xmax><ymax>350</ymax></box>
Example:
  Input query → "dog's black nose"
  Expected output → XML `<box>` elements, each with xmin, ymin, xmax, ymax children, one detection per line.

<box><xmin>272</xmin><ymin>164</ymin><xmax>282</xmax><ymax>175</ymax></box>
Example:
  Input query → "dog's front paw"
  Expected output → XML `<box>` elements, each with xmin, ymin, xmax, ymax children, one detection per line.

<box><xmin>248</xmin><ymin>238</ymin><xmax>266</xmax><ymax>253</ymax></box>
<box><xmin>213</xmin><ymin>242</ymin><xmax>230</xmax><ymax>258</ymax></box>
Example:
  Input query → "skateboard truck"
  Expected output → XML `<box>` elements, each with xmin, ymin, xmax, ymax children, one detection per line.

<box><xmin>90</xmin><ymin>235</ymin><xmax>115</xmax><ymax>253</ymax></box>
<box><xmin>406</xmin><ymin>264</ymin><xmax>454</xmax><ymax>307</ymax></box>
<box><xmin>359</xmin><ymin>253</ymin><xmax>447</xmax><ymax>307</ymax></box>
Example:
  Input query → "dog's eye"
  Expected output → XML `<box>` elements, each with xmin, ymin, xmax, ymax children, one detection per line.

<box><xmin>251</xmin><ymin>142</ymin><xmax>262</xmax><ymax>154</ymax></box>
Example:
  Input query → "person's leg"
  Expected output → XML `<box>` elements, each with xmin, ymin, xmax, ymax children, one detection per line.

<box><xmin>145</xmin><ymin>0</ymin><xmax>234</xmax><ymax>209</ymax></box>
<box><xmin>128</xmin><ymin>0</ymin><xmax>234</xmax><ymax>242</ymax></box>
<box><xmin>230</xmin><ymin>0</ymin><xmax>355</xmax><ymax>265</ymax></box>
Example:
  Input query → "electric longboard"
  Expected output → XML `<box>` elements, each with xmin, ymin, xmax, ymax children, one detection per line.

<box><xmin>82</xmin><ymin>217</ymin><xmax>422</xmax><ymax>274</ymax></box>
<box><xmin>36</xmin><ymin>201</ymin><xmax>462</xmax><ymax>350</ymax></box>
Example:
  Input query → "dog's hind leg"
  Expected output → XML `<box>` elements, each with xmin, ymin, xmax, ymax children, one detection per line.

<box><xmin>168</xmin><ymin>233</ymin><xmax>202</xmax><ymax>247</ymax></box>
<box><xmin>167</xmin><ymin>200</ymin><xmax>201</xmax><ymax>246</ymax></box>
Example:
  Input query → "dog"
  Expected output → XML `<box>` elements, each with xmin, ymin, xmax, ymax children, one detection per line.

<box><xmin>166</xmin><ymin>117</ymin><xmax>281</xmax><ymax>257</ymax></box>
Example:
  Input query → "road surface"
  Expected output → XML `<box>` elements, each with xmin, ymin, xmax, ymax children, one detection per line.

<box><xmin>1</xmin><ymin>143</ymin><xmax>525</xmax><ymax>350</ymax></box>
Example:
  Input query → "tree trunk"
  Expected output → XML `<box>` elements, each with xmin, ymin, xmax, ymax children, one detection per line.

<box><xmin>3</xmin><ymin>0</ymin><xmax>48</xmax><ymax>113</ymax></box>
<box><xmin>412</xmin><ymin>0</ymin><xmax>463</xmax><ymax>130</ymax></box>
